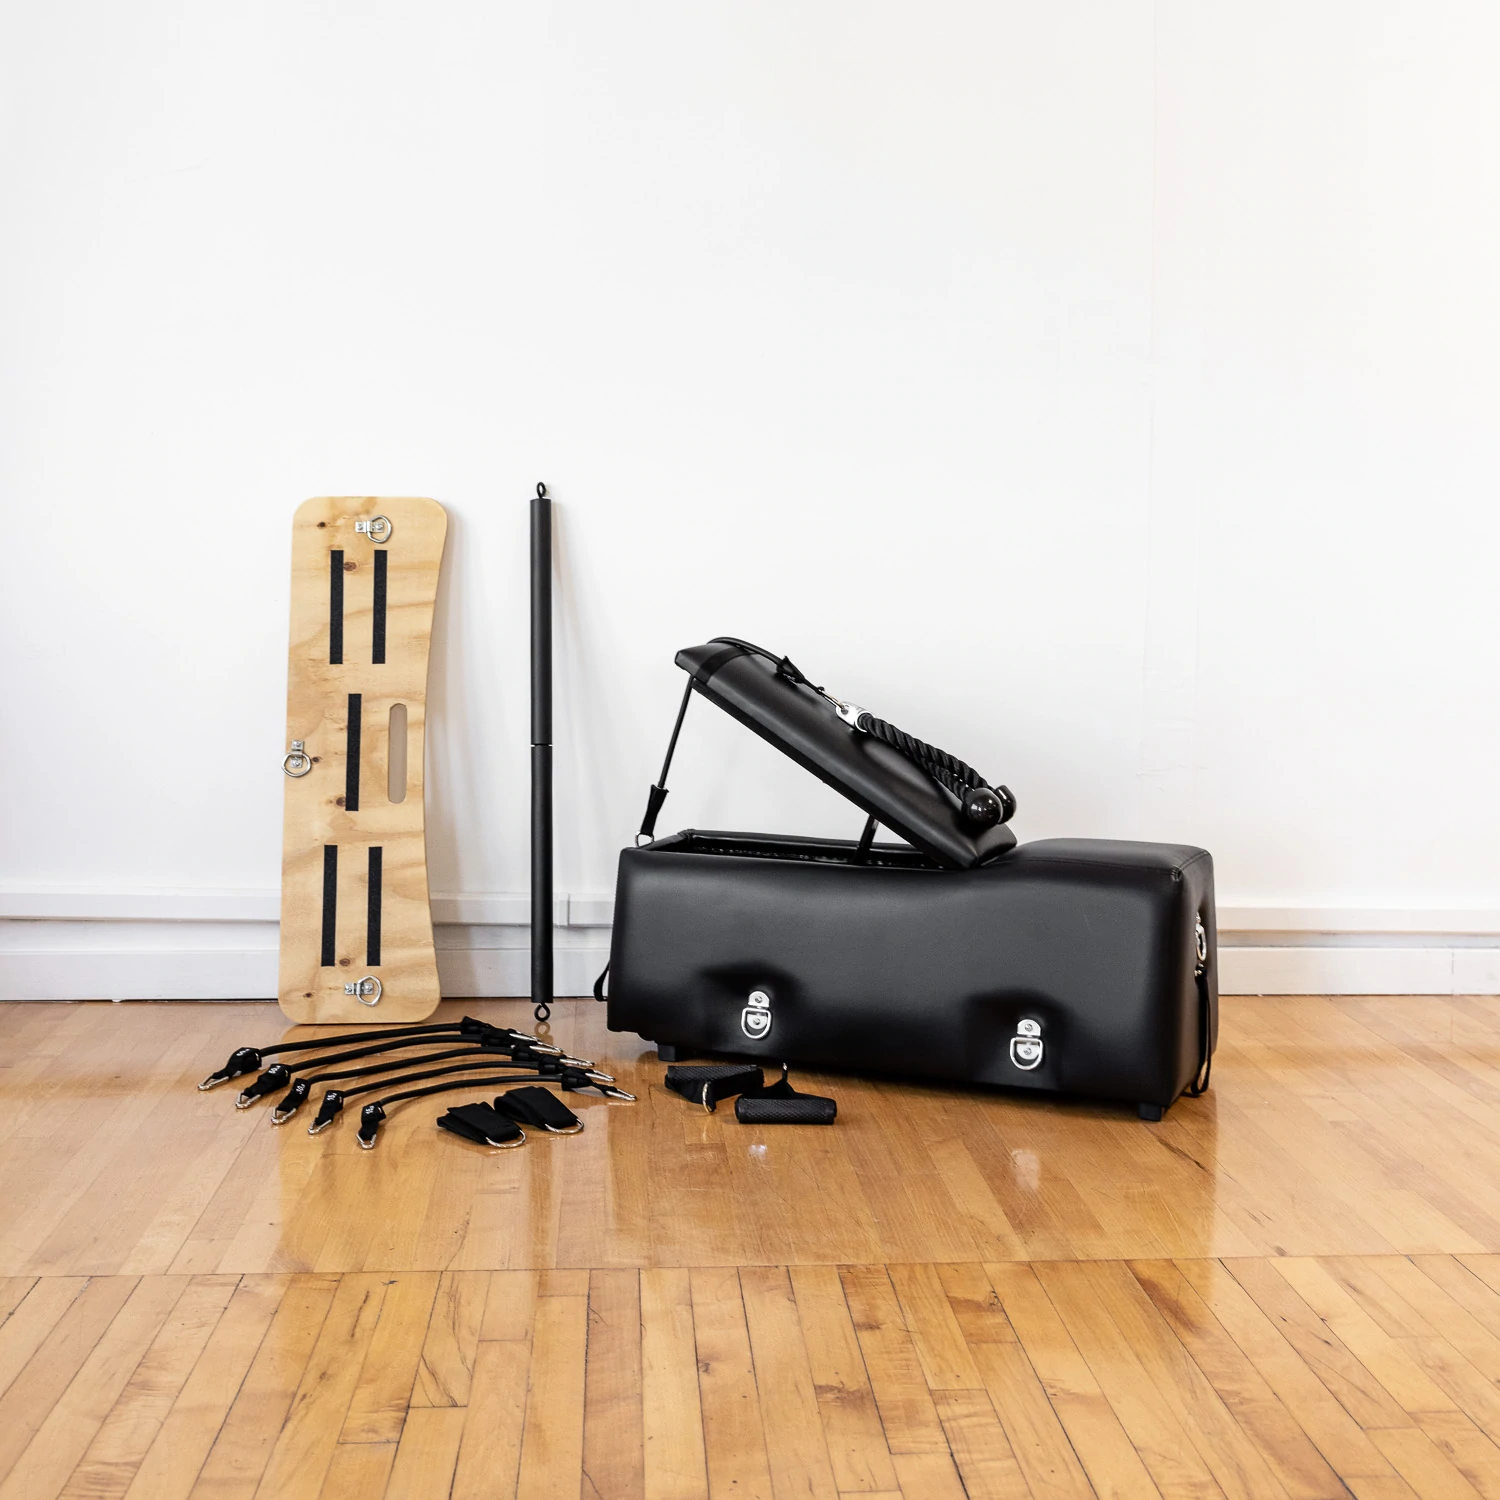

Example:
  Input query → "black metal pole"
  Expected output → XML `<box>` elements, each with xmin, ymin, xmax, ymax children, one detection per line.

<box><xmin>530</xmin><ymin>482</ymin><xmax>554</xmax><ymax>1023</ymax></box>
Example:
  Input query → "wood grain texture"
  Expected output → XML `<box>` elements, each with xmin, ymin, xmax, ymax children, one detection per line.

<box><xmin>279</xmin><ymin>496</ymin><xmax>447</xmax><ymax>1024</ymax></box>
<box><xmin>7</xmin><ymin>997</ymin><xmax>1500</xmax><ymax>1495</ymax></box>
<box><xmin>13</xmin><ymin>995</ymin><xmax>1500</xmax><ymax>1276</ymax></box>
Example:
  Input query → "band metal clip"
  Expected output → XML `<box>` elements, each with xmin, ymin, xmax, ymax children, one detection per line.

<box><xmin>816</xmin><ymin>690</ymin><xmax>868</xmax><ymax>730</ymax></box>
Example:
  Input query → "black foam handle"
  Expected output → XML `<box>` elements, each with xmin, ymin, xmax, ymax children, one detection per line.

<box><xmin>735</xmin><ymin>1094</ymin><xmax>837</xmax><ymax>1125</ymax></box>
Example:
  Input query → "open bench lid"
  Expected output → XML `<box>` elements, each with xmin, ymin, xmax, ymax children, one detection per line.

<box><xmin>674</xmin><ymin>637</ymin><xmax>1016</xmax><ymax>870</ymax></box>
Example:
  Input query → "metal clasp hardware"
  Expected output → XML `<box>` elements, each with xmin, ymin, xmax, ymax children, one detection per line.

<box><xmin>814</xmin><ymin>689</ymin><xmax>868</xmax><ymax>730</ymax></box>
<box><xmin>344</xmin><ymin>976</ymin><xmax>382</xmax><ymax>1004</ymax></box>
<box><xmin>1009</xmin><ymin>1017</ymin><xmax>1044</xmax><ymax>1071</ymax></box>
<box><xmin>1195</xmin><ymin>918</ymin><xmax>1208</xmax><ymax>974</ymax></box>
<box><xmin>355</xmin><ymin>516</ymin><xmax>393</xmax><ymax>543</ymax></box>
<box><xmin>741</xmin><ymin>989</ymin><xmax>773</xmax><ymax>1040</ymax></box>
<box><xmin>283</xmin><ymin>741</ymin><xmax>312</xmax><ymax>777</ymax></box>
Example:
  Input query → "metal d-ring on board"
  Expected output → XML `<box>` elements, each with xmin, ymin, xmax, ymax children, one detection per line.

<box><xmin>344</xmin><ymin>976</ymin><xmax>382</xmax><ymax>1005</ymax></box>
<box><xmin>283</xmin><ymin>740</ymin><xmax>312</xmax><ymax>777</ymax></box>
<box><xmin>355</xmin><ymin>516</ymin><xmax>394</xmax><ymax>543</ymax></box>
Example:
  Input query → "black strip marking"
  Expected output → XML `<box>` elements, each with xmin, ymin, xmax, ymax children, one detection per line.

<box><xmin>372</xmin><ymin>549</ymin><xmax>387</xmax><ymax>664</ymax></box>
<box><xmin>345</xmin><ymin>693</ymin><xmax>362</xmax><ymax>812</ymax></box>
<box><xmin>320</xmin><ymin>846</ymin><xmax>338</xmax><ymax>966</ymax></box>
<box><xmin>329</xmin><ymin>551</ymin><xmax>345</xmax><ymax>664</ymax></box>
<box><xmin>367</xmin><ymin>847</ymin><xmax>382</xmax><ymax>966</ymax></box>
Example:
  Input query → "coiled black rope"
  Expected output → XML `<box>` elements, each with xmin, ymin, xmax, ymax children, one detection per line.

<box><xmin>853</xmin><ymin>711</ymin><xmax>1015</xmax><ymax>828</ymax></box>
<box><xmin>742</xmin><ymin>642</ymin><xmax>1016</xmax><ymax>830</ymax></box>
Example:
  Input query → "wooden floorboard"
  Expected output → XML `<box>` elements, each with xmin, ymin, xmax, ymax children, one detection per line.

<box><xmin>2</xmin><ymin>996</ymin><xmax>1500</xmax><ymax>1495</ymax></box>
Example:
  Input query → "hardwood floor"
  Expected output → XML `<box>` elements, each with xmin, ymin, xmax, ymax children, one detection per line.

<box><xmin>3</xmin><ymin>995</ymin><xmax>1500</xmax><ymax>1496</ymax></box>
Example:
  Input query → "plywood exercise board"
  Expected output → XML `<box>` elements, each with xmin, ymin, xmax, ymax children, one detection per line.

<box><xmin>278</xmin><ymin>497</ymin><xmax>448</xmax><ymax>1023</ymax></box>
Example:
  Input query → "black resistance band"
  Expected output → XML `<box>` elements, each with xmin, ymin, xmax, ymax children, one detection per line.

<box><xmin>231</xmin><ymin>1029</ymin><xmax>556</xmax><ymax>1106</ymax></box>
<box><xmin>198</xmin><ymin>1018</ymin><xmax>557</xmax><ymax>1090</ymax></box>
<box><xmin>307</xmin><ymin>1059</ymin><xmax>630</xmax><ymax>1137</ymax></box>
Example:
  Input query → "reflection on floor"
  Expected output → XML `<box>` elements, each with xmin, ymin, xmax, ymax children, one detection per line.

<box><xmin>2</xmin><ymin>995</ymin><xmax>1500</xmax><ymax>1496</ymax></box>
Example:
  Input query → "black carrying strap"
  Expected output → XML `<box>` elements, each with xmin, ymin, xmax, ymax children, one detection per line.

<box><xmin>437</xmin><ymin>1102</ymin><xmax>526</xmax><ymax>1148</ymax></box>
<box><xmin>1184</xmin><ymin>968</ymin><xmax>1214</xmax><ymax>1098</ymax></box>
<box><xmin>734</xmin><ymin>1064</ymin><xmax>837</xmax><ymax>1125</ymax></box>
<box><xmin>593</xmin><ymin>962</ymin><xmax>609</xmax><ymax>1003</ymax></box>
<box><xmin>664</xmin><ymin>1064</ymin><xmax>764</xmax><ymax>1113</ymax></box>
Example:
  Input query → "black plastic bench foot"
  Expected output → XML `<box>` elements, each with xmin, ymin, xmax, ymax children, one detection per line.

<box><xmin>1138</xmin><ymin>1102</ymin><xmax>1164</xmax><ymax>1121</ymax></box>
<box><xmin>657</xmin><ymin>1044</ymin><xmax>684</xmax><ymax>1063</ymax></box>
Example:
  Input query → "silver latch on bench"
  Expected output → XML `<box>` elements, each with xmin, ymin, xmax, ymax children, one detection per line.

<box><xmin>1010</xmin><ymin>1017</ymin><xmax>1043</xmax><ymax>1071</ymax></box>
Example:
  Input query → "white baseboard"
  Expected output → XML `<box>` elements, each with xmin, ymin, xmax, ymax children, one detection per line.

<box><xmin>1218</xmin><ymin>945</ymin><xmax>1500</xmax><ymax>996</ymax></box>
<box><xmin>0</xmin><ymin>886</ymin><xmax>1497</xmax><ymax>999</ymax></box>
<box><xmin>0</xmin><ymin>931</ymin><xmax>611</xmax><ymax>1002</ymax></box>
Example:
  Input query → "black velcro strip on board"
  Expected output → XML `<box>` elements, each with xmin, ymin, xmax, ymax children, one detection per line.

<box><xmin>345</xmin><ymin>694</ymin><xmax>362</xmax><ymax>812</ymax></box>
<box><xmin>367</xmin><ymin>847</ymin><xmax>383</xmax><ymax>966</ymax></box>
<box><xmin>372</xmin><ymin>549</ymin><xmax>388</xmax><ymax>665</ymax></box>
<box><xmin>321</xmin><ymin>845</ymin><xmax>338</xmax><ymax>966</ymax></box>
<box><xmin>329</xmin><ymin>551</ymin><xmax>345</xmax><ymax>665</ymax></box>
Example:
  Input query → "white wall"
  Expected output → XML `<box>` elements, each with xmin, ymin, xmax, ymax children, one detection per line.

<box><xmin>2</xmin><ymin>0</ymin><xmax>1498</xmax><ymax>998</ymax></box>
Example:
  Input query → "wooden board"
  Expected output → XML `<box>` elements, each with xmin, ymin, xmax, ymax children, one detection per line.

<box><xmin>277</xmin><ymin>497</ymin><xmax>448</xmax><ymax>1023</ymax></box>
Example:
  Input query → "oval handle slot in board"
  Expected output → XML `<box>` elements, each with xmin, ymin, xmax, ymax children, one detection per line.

<box><xmin>388</xmin><ymin>703</ymin><xmax>408</xmax><ymax>803</ymax></box>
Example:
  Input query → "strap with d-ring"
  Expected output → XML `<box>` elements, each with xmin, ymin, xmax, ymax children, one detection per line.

<box><xmin>437</xmin><ymin>1102</ymin><xmax>526</xmax><ymax>1148</ymax></box>
<box><xmin>491</xmin><ymin>1086</ymin><xmax>584</xmax><ymax>1134</ymax></box>
<box><xmin>356</xmin><ymin>1070</ymin><xmax>636</xmax><ymax>1149</ymax></box>
<box><xmin>664</xmin><ymin>1063</ymin><xmax>764</xmax><ymax>1112</ymax></box>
